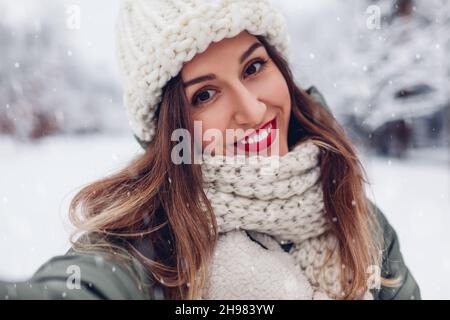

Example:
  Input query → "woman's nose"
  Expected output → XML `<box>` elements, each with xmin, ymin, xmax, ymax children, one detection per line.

<box><xmin>231</xmin><ymin>84</ymin><xmax>266</xmax><ymax>127</ymax></box>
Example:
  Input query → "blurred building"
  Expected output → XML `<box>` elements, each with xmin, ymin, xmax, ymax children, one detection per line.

<box><xmin>340</xmin><ymin>0</ymin><xmax>450</xmax><ymax>157</ymax></box>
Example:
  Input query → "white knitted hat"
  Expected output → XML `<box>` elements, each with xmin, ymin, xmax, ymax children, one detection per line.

<box><xmin>115</xmin><ymin>0</ymin><xmax>291</xmax><ymax>144</ymax></box>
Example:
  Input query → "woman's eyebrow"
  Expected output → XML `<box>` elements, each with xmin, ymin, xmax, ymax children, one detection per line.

<box><xmin>183</xmin><ymin>42</ymin><xmax>263</xmax><ymax>89</ymax></box>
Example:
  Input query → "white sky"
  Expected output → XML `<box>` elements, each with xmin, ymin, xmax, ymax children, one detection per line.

<box><xmin>1</xmin><ymin>0</ymin><xmax>121</xmax><ymax>78</ymax></box>
<box><xmin>0</xmin><ymin>0</ymin><xmax>334</xmax><ymax>82</ymax></box>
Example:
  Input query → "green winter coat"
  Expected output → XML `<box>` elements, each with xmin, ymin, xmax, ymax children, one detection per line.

<box><xmin>0</xmin><ymin>87</ymin><xmax>421</xmax><ymax>300</ymax></box>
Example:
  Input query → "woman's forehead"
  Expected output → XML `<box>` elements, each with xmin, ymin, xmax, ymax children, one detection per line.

<box><xmin>181</xmin><ymin>31</ymin><xmax>261</xmax><ymax>76</ymax></box>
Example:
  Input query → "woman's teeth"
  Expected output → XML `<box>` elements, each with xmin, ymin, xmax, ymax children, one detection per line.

<box><xmin>239</xmin><ymin>123</ymin><xmax>272</xmax><ymax>145</ymax></box>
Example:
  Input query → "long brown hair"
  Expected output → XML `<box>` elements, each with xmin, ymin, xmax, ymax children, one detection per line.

<box><xmin>69</xmin><ymin>35</ymin><xmax>387</xmax><ymax>300</ymax></box>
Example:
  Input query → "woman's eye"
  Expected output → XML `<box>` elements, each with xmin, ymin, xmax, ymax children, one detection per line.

<box><xmin>192</xmin><ymin>89</ymin><xmax>215</xmax><ymax>105</ymax></box>
<box><xmin>244</xmin><ymin>59</ymin><xmax>267</xmax><ymax>77</ymax></box>
<box><xmin>191</xmin><ymin>59</ymin><xmax>268</xmax><ymax>106</ymax></box>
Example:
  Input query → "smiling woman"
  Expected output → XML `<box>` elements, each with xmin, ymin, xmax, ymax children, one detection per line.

<box><xmin>0</xmin><ymin>0</ymin><xmax>420</xmax><ymax>301</ymax></box>
<box><xmin>181</xmin><ymin>33</ymin><xmax>291</xmax><ymax>157</ymax></box>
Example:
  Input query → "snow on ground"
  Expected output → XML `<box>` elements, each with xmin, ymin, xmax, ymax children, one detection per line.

<box><xmin>362</xmin><ymin>148</ymin><xmax>450</xmax><ymax>299</ymax></box>
<box><xmin>0</xmin><ymin>133</ymin><xmax>142</xmax><ymax>280</ymax></box>
<box><xmin>0</xmin><ymin>134</ymin><xmax>449</xmax><ymax>299</ymax></box>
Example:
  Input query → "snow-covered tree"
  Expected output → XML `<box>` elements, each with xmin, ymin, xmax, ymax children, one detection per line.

<box><xmin>336</xmin><ymin>0</ymin><xmax>450</xmax><ymax>155</ymax></box>
<box><xmin>0</xmin><ymin>0</ymin><xmax>125</xmax><ymax>141</ymax></box>
<box><xmin>277</xmin><ymin>0</ymin><xmax>449</xmax><ymax>156</ymax></box>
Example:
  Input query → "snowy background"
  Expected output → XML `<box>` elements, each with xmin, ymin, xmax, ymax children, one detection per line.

<box><xmin>0</xmin><ymin>0</ymin><xmax>449</xmax><ymax>299</ymax></box>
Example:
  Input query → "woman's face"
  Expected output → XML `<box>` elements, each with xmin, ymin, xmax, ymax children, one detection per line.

<box><xmin>181</xmin><ymin>31</ymin><xmax>291</xmax><ymax>157</ymax></box>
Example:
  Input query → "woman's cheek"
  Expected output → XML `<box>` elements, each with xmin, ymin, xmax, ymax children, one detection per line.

<box><xmin>258</xmin><ymin>72</ymin><xmax>290</xmax><ymax>110</ymax></box>
<box><xmin>193</xmin><ymin>112</ymin><xmax>229</xmax><ymax>150</ymax></box>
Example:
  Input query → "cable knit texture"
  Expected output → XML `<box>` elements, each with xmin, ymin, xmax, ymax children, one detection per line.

<box><xmin>200</xmin><ymin>140</ymin><xmax>373</xmax><ymax>300</ymax></box>
<box><xmin>115</xmin><ymin>0</ymin><xmax>291</xmax><ymax>143</ymax></box>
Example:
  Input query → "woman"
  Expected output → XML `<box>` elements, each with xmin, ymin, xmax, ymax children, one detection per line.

<box><xmin>0</xmin><ymin>0</ymin><xmax>420</xmax><ymax>300</ymax></box>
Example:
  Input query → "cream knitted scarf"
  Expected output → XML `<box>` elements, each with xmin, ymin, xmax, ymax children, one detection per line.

<box><xmin>199</xmin><ymin>140</ymin><xmax>372</xmax><ymax>300</ymax></box>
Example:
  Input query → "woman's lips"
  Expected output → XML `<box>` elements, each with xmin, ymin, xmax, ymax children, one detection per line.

<box><xmin>234</xmin><ymin>117</ymin><xmax>277</xmax><ymax>153</ymax></box>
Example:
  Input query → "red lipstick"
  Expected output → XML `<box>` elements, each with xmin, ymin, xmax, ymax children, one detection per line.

<box><xmin>234</xmin><ymin>117</ymin><xmax>277</xmax><ymax>153</ymax></box>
